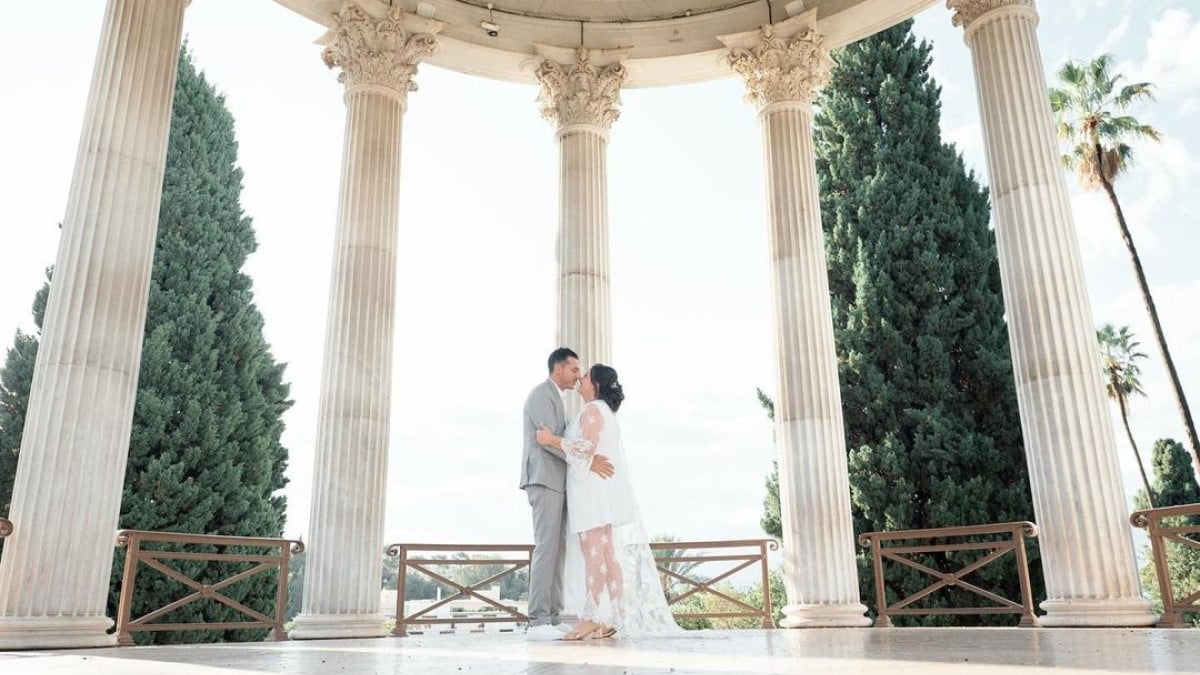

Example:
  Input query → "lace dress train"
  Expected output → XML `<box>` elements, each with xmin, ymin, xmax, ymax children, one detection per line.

<box><xmin>560</xmin><ymin>401</ymin><xmax>681</xmax><ymax>637</ymax></box>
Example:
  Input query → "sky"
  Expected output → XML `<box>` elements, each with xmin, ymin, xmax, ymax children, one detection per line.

<box><xmin>1</xmin><ymin>0</ymin><xmax>1197</xmax><ymax>556</ymax></box>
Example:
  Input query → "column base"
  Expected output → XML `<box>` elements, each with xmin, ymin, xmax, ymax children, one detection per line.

<box><xmin>288</xmin><ymin>612</ymin><xmax>388</xmax><ymax>640</ymax></box>
<box><xmin>1038</xmin><ymin>598</ymin><xmax>1158</xmax><ymax>627</ymax></box>
<box><xmin>780</xmin><ymin>602</ymin><xmax>873</xmax><ymax>628</ymax></box>
<box><xmin>0</xmin><ymin>615</ymin><xmax>116</xmax><ymax>650</ymax></box>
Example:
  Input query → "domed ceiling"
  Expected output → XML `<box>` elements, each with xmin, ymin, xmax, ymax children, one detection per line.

<box><xmin>276</xmin><ymin>0</ymin><xmax>941</xmax><ymax>86</ymax></box>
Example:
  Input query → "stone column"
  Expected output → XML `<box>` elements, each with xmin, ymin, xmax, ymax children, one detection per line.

<box><xmin>948</xmin><ymin>0</ymin><xmax>1156</xmax><ymax>626</ymax></box>
<box><xmin>289</xmin><ymin>5</ymin><xmax>440</xmax><ymax>640</ymax></box>
<box><xmin>0</xmin><ymin>0</ymin><xmax>188</xmax><ymax>650</ymax></box>
<box><xmin>534</xmin><ymin>47</ymin><xmax>625</xmax><ymax>412</ymax></box>
<box><xmin>721</xmin><ymin>16</ymin><xmax>870</xmax><ymax>627</ymax></box>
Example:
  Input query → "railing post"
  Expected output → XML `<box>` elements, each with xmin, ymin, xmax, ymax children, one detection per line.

<box><xmin>865</xmin><ymin>534</ymin><xmax>890</xmax><ymax>627</ymax></box>
<box><xmin>525</xmin><ymin>545</ymin><xmax>534</xmax><ymax>630</ymax></box>
<box><xmin>270</xmin><ymin>543</ymin><xmax>292</xmax><ymax>641</ymax></box>
<box><xmin>759</xmin><ymin>541</ymin><xmax>773</xmax><ymax>628</ymax></box>
<box><xmin>392</xmin><ymin>545</ymin><xmax>408</xmax><ymax>637</ymax></box>
<box><xmin>1013</xmin><ymin>523</ymin><xmax>1038</xmax><ymax>627</ymax></box>
<box><xmin>114</xmin><ymin>531</ymin><xmax>141</xmax><ymax>646</ymax></box>
<box><xmin>1148</xmin><ymin>515</ymin><xmax>1179</xmax><ymax>628</ymax></box>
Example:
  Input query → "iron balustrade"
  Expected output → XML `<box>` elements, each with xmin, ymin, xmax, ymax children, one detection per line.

<box><xmin>114</xmin><ymin>529</ymin><xmax>302</xmax><ymax>645</ymax></box>
<box><xmin>650</xmin><ymin>538</ymin><xmax>778</xmax><ymax>628</ymax></box>
<box><xmin>858</xmin><ymin>521</ymin><xmax>1039</xmax><ymax>627</ymax></box>
<box><xmin>387</xmin><ymin>538</ymin><xmax>779</xmax><ymax>635</ymax></box>
<box><xmin>388</xmin><ymin>543</ymin><xmax>533</xmax><ymax>636</ymax></box>
<box><xmin>1130</xmin><ymin>502</ymin><xmax>1200</xmax><ymax>628</ymax></box>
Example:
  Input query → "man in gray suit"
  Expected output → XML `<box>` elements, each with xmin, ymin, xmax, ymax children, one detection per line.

<box><xmin>521</xmin><ymin>347</ymin><xmax>614</xmax><ymax>640</ymax></box>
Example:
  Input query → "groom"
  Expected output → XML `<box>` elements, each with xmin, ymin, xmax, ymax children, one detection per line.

<box><xmin>521</xmin><ymin>347</ymin><xmax>614</xmax><ymax>640</ymax></box>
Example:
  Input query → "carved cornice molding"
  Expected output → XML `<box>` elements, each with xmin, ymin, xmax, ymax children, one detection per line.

<box><xmin>535</xmin><ymin>48</ymin><xmax>627</xmax><ymax>130</ymax></box>
<box><xmin>322</xmin><ymin>5</ymin><xmax>438</xmax><ymax>101</ymax></box>
<box><xmin>724</xmin><ymin>24</ymin><xmax>833</xmax><ymax>110</ymax></box>
<box><xmin>947</xmin><ymin>0</ymin><xmax>1036</xmax><ymax>29</ymax></box>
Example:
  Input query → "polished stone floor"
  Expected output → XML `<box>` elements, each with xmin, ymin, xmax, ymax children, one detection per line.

<box><xmin>2</xmin><ymin>628</ymin><xmax>1198</xmax><ymax>674</ymax></box>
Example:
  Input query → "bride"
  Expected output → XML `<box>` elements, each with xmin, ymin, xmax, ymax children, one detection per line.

<box><xmin>536</xmin><ymin>364</ymin><xmax>680</xmax><ymax>640</ymax></box>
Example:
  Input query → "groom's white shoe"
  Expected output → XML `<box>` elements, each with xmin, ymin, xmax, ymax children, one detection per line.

<box><xmin>553</xmin><ymin>622</ymin><xmax>573</xmax><ymax>634</ymax></box>
<box><xmin>525</xmin><ymin>624</ymin><xmax>563</xmax><ymax>641</ymax></box>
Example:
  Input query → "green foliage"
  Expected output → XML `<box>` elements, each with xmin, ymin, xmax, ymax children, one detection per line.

<box><xmin>1134</xmin><ymin>439</ymin><xmax>1200</xmax><ymax>627</ymax></box>
<box><xmin>760</xmin><ymin>461</ymin><xmax>782</xmax><ymax>541</ymax></box>
<box><xmin>1098</xmin><ymin>324</ymin><xmax>1148</xmax><ymax>401</ymax></box>
<box><xmin>0</xmin><ymin>48</ymin><xmax>291</xmax><ymax>642</ymax></box>
<box><xmin>1049</xmin><ymin>53</ymin><xmax>1160</xmax><ymax>189</ymax></box>
<box><xmin>671</xmin><ymin>567</ymin><xmax>786</xmax><ymax>631</ymax></box>
<box><xmin>109</xmin><ymin>47</ymin><xmax>291</xmax><ymax>644</ymax></box>
<box><xmin>754</xmin><ymin>388</ymin><xmax>782</xmax><ymax>540</ymax></box>
<box><xmin>1098</xmin><ymin>324</ymin><xmax>1155</xmax><ymax>504</ymax></box>
<box><xmin>0</xmin><ymin>272</ymin><xmax>48</xmax><ymax>532</ymax></box>
<box><xmin>761</xmin><ymin>20</ymin><xmax>1039</xmax><ymax>625</ymax></box>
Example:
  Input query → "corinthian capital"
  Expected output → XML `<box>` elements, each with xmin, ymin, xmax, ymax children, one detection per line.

<box><xmin>947</xmin><ymin>0</ymin><xmax>1036</xmax><ymax>29</ymax></box>
<box><xmin>535</xmin><ymin>48</ymin><xmax>627</xmax><ymax>130</ymax></box>
<box><xmin>723</xmin><ymin>23</ymin><xmax>833</xmax><ymax>110</ymax></box>
<box><xmin>322</xmin><ymin>5</ymin><xmax>439</xmax><ymax>101</ymax></box>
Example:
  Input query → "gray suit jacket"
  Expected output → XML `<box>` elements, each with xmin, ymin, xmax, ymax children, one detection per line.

<box><xmin>520</xmin><ymin>379</ymin><xmax>568</xmax><ymax>492</ymax></box>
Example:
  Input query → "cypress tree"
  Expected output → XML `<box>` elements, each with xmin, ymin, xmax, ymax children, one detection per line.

<box><xmin>114</xmin><ymin>45</ymin><xmax>292</xmax><ymax>643</ymax></box>
<box><xmin>0</xmin><ymin>274</ymin><xmax>49</xmax><ymax>532</ymax></box>
<box><xmin>1137</xmin><ymin>439</ymin><xmax>1200</xmax><ymax>510</ymax></box>
<box><xmin>762</xmin><ymin>20</ymin><xmax>1039</xmax><ymax>624</ymax></box>
<box><xmin>0</xmin><ymin>48</ymin><xmax>291</xmax><ymax>642</ymax></box>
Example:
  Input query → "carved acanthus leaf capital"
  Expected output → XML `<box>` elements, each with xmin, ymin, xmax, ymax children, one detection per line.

<box><xmin>322</xmin><ymin>5</ymin><xmax>438</xmax><ymax>99</ymax></box>
<box><xmin>947</xmin><ymin>0</ymin><xmax>1035</xmax><ymax>28</ymax></box>
<box><xmin>725</xmin><ymin>24</ymin><xmax>833</xmax><ymax>109</ymax></box>
<box><xmin>535</xmin><ymin>48</ymin><xmax>627</xmax><ymax>129</ymax></box>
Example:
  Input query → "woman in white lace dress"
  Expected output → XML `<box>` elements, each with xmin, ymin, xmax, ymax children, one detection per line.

<box><xmin>536</xmin><ymin>364</ymin><xmax>680</xmax><ymax>640</ymax></box>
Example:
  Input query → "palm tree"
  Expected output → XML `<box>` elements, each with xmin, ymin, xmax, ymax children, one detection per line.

<box><xmin>1097</xmin><ymin>324</ymin><xmax>1154</xmax><ymax>506</ymax></box>
<box><xmin>1050</xmin><ymin>54</ymin><xmax>1200</xmax><ymax>478</ymax></box>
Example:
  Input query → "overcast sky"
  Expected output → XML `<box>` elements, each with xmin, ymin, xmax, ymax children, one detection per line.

<box><xmin>1</xmin><ymin>0</ymin><xmax>1196</xmax><ymax>550</ymax></box>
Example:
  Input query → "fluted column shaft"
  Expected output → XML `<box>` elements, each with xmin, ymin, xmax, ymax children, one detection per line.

<box><xmin>0</xmin><ymin>0</ymin><xmax>187</xmax><ymax>649</ymax></box>
<box><xmin>723</xmin><ymin>17</ymin><xmax>870</xmax><ymax>628</ymax></box>
<box><xmin>536</xmin><ymin>48</ymin><xmax>624</xmax><ymax>414</ymax></box>
<box><xmin>290</xmin><ymin>5</ymin><xmax>439</xmax><ymax>640</ymax></box>
<box><xmin>949</xmin><ymin>0</ymin><xmax>1156</xmax><ymax>626</ymax></box>
<box><xmin>555</xmin><ymin>126</ymin><xmax>612</xmax><ymax>373</ymax></box>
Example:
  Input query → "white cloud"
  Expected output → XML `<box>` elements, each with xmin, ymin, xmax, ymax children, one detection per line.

<box><xmin>1122</xmin><ymin>8</ymin><xmax>1200</xmax><ymax>98</ymax></box>
<box><xmin>1096</xmin><ymin>13</ymin><xmax>1133</xmax><ymax>55</ymax></box>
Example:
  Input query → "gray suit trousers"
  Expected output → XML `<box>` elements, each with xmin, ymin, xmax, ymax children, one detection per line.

<box><xmin>526</xmin><ymin>484</ymin><xmax>567</xmax><ymax>626</ymax></box>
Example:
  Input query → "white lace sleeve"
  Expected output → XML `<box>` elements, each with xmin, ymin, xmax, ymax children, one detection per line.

<box><xmin>563</xmin><ymin>404</ymin><xmax>603</xmax><ymax>475</ymax></box>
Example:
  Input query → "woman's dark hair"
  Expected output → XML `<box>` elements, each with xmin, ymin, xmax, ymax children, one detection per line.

<box><xmin>589</xmin><ymin>363</ymin><xmax>624</xmax><ymax>412</ymax></box>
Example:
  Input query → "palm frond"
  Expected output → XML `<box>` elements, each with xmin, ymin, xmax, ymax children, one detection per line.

<box><xmin>1116</xmin><ymin>81</ymin><xmax>1156</xmax><ymax>108</ymax></box>
<box><xmin>1096</xmin><ymin>324</ymin><xmax>1148</xmax><ymax>402</ymax></box>
<box><xmin>1135</xmin><ymin>123</ymin><xmax>1162</xmax><ymax>142</ymax></box>
<box><xmin>1049</xmin><ymin>55</ymin><xmax>1160</xmax><ymax>187</ymax></box>
<box><xmin>1049</xmin><ymin>87</ymin><xmax>1070</xmax><ymax>115</ymax></box>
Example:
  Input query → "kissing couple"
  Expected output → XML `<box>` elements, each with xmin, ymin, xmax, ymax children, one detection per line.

<box><xmin>520</xmin><ymin>348</ymin><xmax>680</xmax><ymax>641</ymax></box>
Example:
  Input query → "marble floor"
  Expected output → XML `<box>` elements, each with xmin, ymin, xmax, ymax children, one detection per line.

<box><xmin>2</xmin><ymin>628</ymin><xmax>1198</xmax><ymax>674</ymax></box>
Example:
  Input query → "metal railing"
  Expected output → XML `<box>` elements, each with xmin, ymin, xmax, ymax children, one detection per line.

<box><xmin>1131</xmin><ymin>502</ymin><xmax>1200</xmax><ymax>628</ymax></box>
<box><xmin>114</xmin><ymin>529</ymin><xmax>303</xmax><ymax>645</ymax></box>
<box><xmin>0</xmin><ymin>517</ymin><xmax>11</xmax><ymax>538</ymax></box>
<box><xmin>858</xmin><ymin>521</ymin><xmax>1038</xmax><ymax>627</ymax></box>
<box><xmin>388</xmin><ymin>543</ymin><xmax>533</xmax><ymax>637</ymax></box>
<box><xmin>650</xmin><ymin>539</ymin><xmax>778</xmax><ymax>628</ymax></box>
<box><xmin>388</xmin><ymin>538</ymin><xmax>779</xmax><ymax>635</ymax></box>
